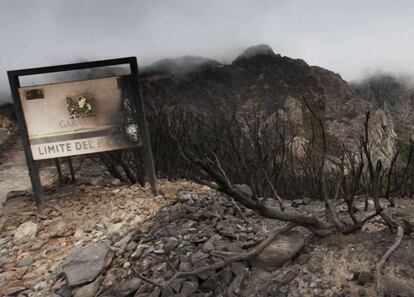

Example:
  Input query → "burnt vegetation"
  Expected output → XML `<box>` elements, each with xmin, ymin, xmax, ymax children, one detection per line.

<box><xmin>97</xmin><ymin>82</ymin><xmax>414</xmax><ymax>295</ymax></box>
<box><xmin>95</xmin><ymin>49</ymin><xmax>414</xmax><ymax>295</ymax></box>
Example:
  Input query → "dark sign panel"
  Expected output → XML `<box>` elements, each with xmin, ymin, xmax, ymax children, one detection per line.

<box><xmin>19</xmin><ymin>76</ymin><xmax>140</xmax><ymax>160</ymax></box>
<box><xmin>8</xmin><ymin>57</ymin><xmax>158</xmax><ymax>208</ymax></box>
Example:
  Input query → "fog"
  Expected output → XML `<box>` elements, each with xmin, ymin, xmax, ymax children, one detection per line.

<box><xmin>2</xmin><ymin>0</ymin><xmax>414</xmax><ymax>102</ymax></box>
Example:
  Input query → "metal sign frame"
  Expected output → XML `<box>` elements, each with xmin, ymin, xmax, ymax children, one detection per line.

<box><xmin>7</xmin><ymin>57</ymin><xmax>158</xmax><ymax>209</ymax></box>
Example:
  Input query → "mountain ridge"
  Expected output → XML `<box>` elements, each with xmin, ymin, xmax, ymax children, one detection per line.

<box><xmin>141</xmin><ymin>44</ymin><xmax>397</xmax><ymax>164</ymax></box>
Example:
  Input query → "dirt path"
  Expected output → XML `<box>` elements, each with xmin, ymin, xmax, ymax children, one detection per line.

<box><xmin>0</xmin><ymin>136</ymin><xmax>56</xmax><ymax>205</ymax></box>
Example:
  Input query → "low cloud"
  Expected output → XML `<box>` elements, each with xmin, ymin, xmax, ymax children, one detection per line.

<box><xmin>2</xmin><ymin>0</ymin><xmax>414</xmax><ymax>102</ymax></box>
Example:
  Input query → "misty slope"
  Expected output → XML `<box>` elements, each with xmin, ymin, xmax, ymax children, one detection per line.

<box><xmin>142</xmin><ymin>44</ymin><xmax>396</xmax><ymax>163</ymax></box>
<box><xmin>354</xmin><ymin>74</ymin><xmax>414</xmax><ymax>146</ymax></box>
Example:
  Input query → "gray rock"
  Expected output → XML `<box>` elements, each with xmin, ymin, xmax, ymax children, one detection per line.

<box><xmin>194</xmin><ymin>260</ymin><xmax>215</xmax><ymax>280</ymax></box>
<box><xmin>88</xmin><ymin>176</ymin><xmax>105</xmax><ymax>186</ymax></box>
<box><xmin>164</xmin><ymin>237</ymin><xmax>179</xmax><ymax>253</ymax></box>
<box><xmin>200</xmin><ymin>276</ymin><xmax>219</xmax><ymax>292</ymax></box>
<box><xmin>250</xmin><ymin>230</ymin><xmax>305</xmax><ymax>271</ymax></box>
<box><xmin>111</xmin><ymin>178</ymin><xmax>121</xmax><ymax>186</ymax></box>
<box><xmin>0</xmin><ymin>256</ymin><xmax>8</xmax><ymax>268</ymax></box>
<box><xmin>216</xmin><ymin>266</ymin><xmax>233</xmax><ymax>285</ymax></box>
<box><xmin>302</xmin><ymin>197</ymin><xmax>312</xmax><ymax>205</ymax></box>
<box><xmin>291</xmin><ymin>199</ymin><xmax>303</xmax><ymax>208</ymax></box>
<box><xmin>57</xmin><ymin>281</ymin><xmax>72</xmax><ymax>297</ymax></box>
<box><xmin>131</xmin><ymin>246</ymin><xmax>144</xmax><ymax>259</ymax></box>
<box><xmin>230</xmin><ymin>262</ymin><xmax>246</xmax><ymax>276</ymax></box>
<box><xmin>16</xmin><ymin>254</ymin><xmax>33</xmax><ymax>267</ymax></box>
<box><xmin>33</xmin><ymin>281</ymin><xmax>46</xmax><ymax>291</ymax></box>
<box><xmin>6</xmin><ymin>190</ymin><xmax>29</xmax><ymax>200</ymax></box>
<box><xmin>115</xmin><ymin>277</ymin><xmax>142</xmax><ymax>296</ymax></box>
<box><xmin>14</xmin><ymin>221</ymin><xmax>38</xmax><ymax>244</ymax></box>
<box><xmin>4</xmin><ymin>286</ymin><xmax>26</xmax><ymax>296</ymax></box>
<box><xmin>62</xmin><ymin>241</ymin><xmax>112</xmax><ymax>286</ymax></box>
<box><xmin>50</xmin><ymin>221</ymin><xmax>73</xmax><ymax>237</ymax></box>
<box><xmin>180</xmin><ymin>279</ymin><xmax>199</xmax><ymax>297</ymax></box>
<box><xmin>0</xmin><ymin>236</ymin><xmax>12</xmax><ymax>246</ymax></box>
<box><xmin>73</xmin><ymin>277</ymin><xmax>101</xmax><ymax>297</ymax></box>
<box><xmin>73</xmin><ymin>228</ymin><xmax>86</xmax><ymax>241</ymax></box>
<box><xmin>234</xmin><ymin>184</ymin><xmax>253</xmax><ymax>197</ymax></box>
<box><xmin>228</xmin><ymin>268</ymin><xmax>245</xmax><ymax>294</ymax></box>
<box><xmin>190</xmin><ymin>250</ymin><xmax>208</xmax><ymax>264</ymax></box>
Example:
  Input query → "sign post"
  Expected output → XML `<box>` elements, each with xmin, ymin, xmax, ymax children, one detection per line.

<box><xmin>8</xmin><ymin>57</ymin><xmax>159</xmax><ymax>209</ymax></box>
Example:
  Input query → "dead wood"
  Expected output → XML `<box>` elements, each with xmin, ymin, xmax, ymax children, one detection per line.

<box><xmin>375</xmin><ymin>226</ymin><xmax>404</xmax><ymax>296</ymax></box>
<box><xmin>134</xmin><ymin>223</ymin><xmax>296</xmax><ymax>292</ymax></box>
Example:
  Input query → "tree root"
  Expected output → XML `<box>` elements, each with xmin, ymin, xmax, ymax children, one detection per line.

<box><xmin>133</xmin><ymin>223</ymin><xmax>296</xmax><ymax>293</ymax></box>
<box><xmin>375</xmin><ymin>226</ymin><xmax>404</xmax><ymax>297</ymax></box>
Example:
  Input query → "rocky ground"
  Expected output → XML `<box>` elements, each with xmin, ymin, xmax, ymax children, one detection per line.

<box><xmin>0</xmin><ymin>133</ymin><xmax>413</xmax><ymax>296</ymax></box>
<box><xmin>1</xmin><ymin>157</ymin><xmax>414</xmax><ymax>296</ymax></box>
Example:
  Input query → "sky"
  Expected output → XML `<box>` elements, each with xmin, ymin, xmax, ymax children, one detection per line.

<box><xmin>1</xmin><ymin>0</ymin><xmax>414</xmax><ymax>102</ymax></box>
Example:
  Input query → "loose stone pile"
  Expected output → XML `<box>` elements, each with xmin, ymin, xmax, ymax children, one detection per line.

<box><xmin>0</xmin><ymin>180</ymin><xmax>187</xmax><ymax>296</ymax></box>
<box><xmin>0</xmin><ymin>180</ymin><xmax>305</xmax><ymax>297</ymax></box>
<box><xmin>100</xmin><ymin>190</ymin><xmax>262</xmax><ymax>296</ymax></box>
<box><xmin>96</xmin><ymin>190</ymin><xmax>304</xmax><ymax>297</ymax></box>
<box><xmin>3</xmin><ymin>177</ymin><xmax>414</xmax><ymax>296</ymax></box>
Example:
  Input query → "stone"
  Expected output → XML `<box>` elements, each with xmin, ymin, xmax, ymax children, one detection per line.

<box><xmin>107</xmin><ymin>222</ymin><xmax>125</xmax><ymax>236</ymax></box>
<box><xmin>126</xmin><ymin>240</ymin><xmax>137</xmax><ymax>252</ymax></box>
<box><xmin>116</xmin><ymin>277</ymin><xmax>142</xmax><ymax>296</ymax></box>
<box><xmin>190</xmin><ymin>250</ymin><xmax>208</xmax><ymax>264</ymax></box>
<box><xmin>57</xmin><ymin>280</ymin><xmax>72</xmax><ymax>297</ymax></box>
<box><xmin>111</xmin><ymin>178</ymin><xmax>121</xmax><ymax>186</ymax></box>
<box><xmin>83</xmin><ymin>219</ymin><xmax>97</xmax><ymax>232</ymax></box>
<box><xmin>88</xmin><ymin>176</ymin><xmax>105</xmax><ymax>186</ymax></box>
<box><xmin>33</xmin><ymin>281</ymin><xmax>46</xmax><ymax>291</ymax></box>
<box><xmin>115</xmin><ymin>235</ymin><xmax>131</xmax><ymax>256</ymax></box>
<box><xmin>194</xmin><ymin>260</ymin><xmax>215</xmax><ymax>280</ymax></box>
<box><xmin>14</xmin><ymin>222</ymin><xmax>38</xmax><ymax>244</ymax></box>
<box><xmin>16</xmin><ymin>254</ymin><xmax>33</xmax><ymax>268</ymax></box>
<box><xmin>202</xmin><ymin>234</ymin><xmax>221</xmax><ymax>252</ymax></box>
<box><xmin>216</xmin><ymin>266</ymin><xmax>233</xmax><ymax>285</ymax></box>
<box><xmin>302</xmin><ymin>197</ymin><xmax>312</xmax><ymax>205</ymax></box>
<box><xmin>0</xmin><ymin>256</ymin><xmax>8</xmax><ymax>268</ymax></box>
<box><xmin>50</xmin><ymin>221</ymin><xmax>72</xmax><ymax>237</ymax></box>
<box><xmin>163</xmin><ymin>237</ymin><xmax>179</xmax><ymax>253</ymax></box>
<box><xmin>131</xmin><ymin>245</ymin><xmax>145</xmax><ymax>259</ymax></box>
<box><xmin>200</xmin><ymin>276</ymin><xmax>219</xmax><ymax>292</ymax></box>
<box><xmin>250</xmin><ymin>230</ymin><xmax>305</xmax><ymax>271</ymax></box>
<box><xmin>130</xmin><ymin>230</ymin><xmax>143</xmax><ymax>242</ymax></box>
<box><xmin>15</xmin><ymin>267</ymin><xmax>29</xmax><ymax>279</ymax></box>
<box><xmin>228</xmin><ymin>268</ymin><xmax>245</xmax><ymax>294</ymax></box>
<box><xmin>73</xmin><ymin>277</ymin><xmax>101</xmax><ymax>297</ymax></box>
<box><xmin>3</xmin><ymin>286</ymin><xmax>26</xmax><ymax>296</ymax></box>
<box><xmin>61</xmin><ymin>241</ymin><xmax>112</xmax><ymax>286</ymax></box>
<box><xmin>234</xmin><ymin>184</ymin><xmax>253</xmax><ymax>197</ymax></box>
<box><xmin>73</xmin><ymin>228</ymin><xmax>86</xmax><ymax>241</ymax></box>
<box><xmin>180</xmin><ymin>279</ymin><xmax>199</xmax><ymax>297</ymax></box>
<box><xmin>291</xmin><ymin>199</ymin><xmax>303</xmax><ymax>208</ymax></box>
<box><xmin>102</xmin><ymin>271</ymin><xmax>116</xmax><ymax>287</ymax></box>
<box><xmin>6</xmin><ymin>190</ymin><xmax>29</xmax><ymax>200</ymax></box>
<box><xmin>0</xmin><ymin>236</ymin><xmax>12</xmax><ymax>246</ymax></box>
<box><xmin>230</xmin><ymin>262</ymin><xmax>246</xmax><ymax>276</ymax></box>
